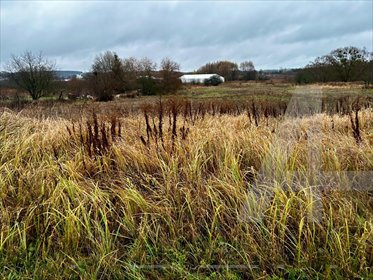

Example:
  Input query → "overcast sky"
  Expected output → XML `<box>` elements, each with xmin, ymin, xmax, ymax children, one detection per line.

<box><xmin>1</xmin><ymin>1</ymin><xmax>372</xmax><ymax>72</ymax></box>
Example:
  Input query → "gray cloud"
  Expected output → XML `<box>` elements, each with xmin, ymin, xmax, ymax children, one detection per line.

<box><xmin>1</xmin><ymin>1</ymin><xmax>372</xmax><ymax>71</ymax></box>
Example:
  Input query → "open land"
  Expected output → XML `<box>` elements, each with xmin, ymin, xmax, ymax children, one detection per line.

<box><xmin>0</xmin><ymin>82</ymin><xmax>373</xmax><ymax>279</ymax></box>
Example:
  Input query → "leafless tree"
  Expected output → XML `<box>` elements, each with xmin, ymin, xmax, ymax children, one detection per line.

<box><xmin>139</xmin><ymin>57</ymin><xmax>157</xmax><ymax>78</ymax></box>
<box><xmin>92</xmin><ymin>51</ymin><xmax>120</xmax><ymax>73</ymax></box>
<box><xmin>7</xmin><ymin>51</ymin><xmax>56</xmax><ymax>100</ymax></box>
<box><xmin>239</xmin><ymin>60</ymin><xmax>256</xmax><ymax>80</ymax></box>
<box><xmin>90</xmin><ymin>51</ymin><xmax>124</xmax><ymax>101</ymax></box>
<box><xmin>198</xmin><ymin>60</ymin><xmax>239</xmax><ymax>81</ymax></box>
<box><xmin>239</xmin><ymin>61</ymin><xmax>255</xmax><ymax>72</ymax></box>
<box><xmin>122</xmin><ymin>57</ymin><xmax>141</xmax><ymax>90</ymax></box>
<box><xmin>137</xmin><ymin>57</ymin><xmax>159</xmax><ymax>95</ymax></box>
<box><xmin>160</xmin><ymin>57</ymin><xmax>181</xmax><ymax>93</ymax></box>
<box><xmin>306</xmin><ymin>56</ymin><xmax>333</xmax><ymax>83</ymax></box>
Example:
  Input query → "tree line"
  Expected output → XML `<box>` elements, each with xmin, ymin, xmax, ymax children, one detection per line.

<box><xmin>87</xmin><ymin>51</ymin><xmax>183</xmax><ymax>101</ymax></box>
<box><xmin>296</xmin><ymin>46</ymin><xmax>373</xmax><ymax>85</ymax></box>
<box><xmin>2</xmin><ymin>46</ymin><xmax>372</xmax><ymax>101</ymax></box>
<box><xmin>196</xmin><ymin>60</ymin><xmax>257</xmax><ymax>81</ymax></box>
<box><xmin>4</xmin><ymin>51</ymin><xmax>183</xmax><ymax>101</ymax></box>
<box><xmin>3</xmin><ymin>50</ymin><xmax>258</xmax><ymax>101</ymax></box>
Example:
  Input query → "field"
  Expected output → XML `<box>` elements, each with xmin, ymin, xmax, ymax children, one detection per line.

<box><xmin>1</xmin><ymin>82</ymin><xmax>373</xmax><ymax>279</ymax></box>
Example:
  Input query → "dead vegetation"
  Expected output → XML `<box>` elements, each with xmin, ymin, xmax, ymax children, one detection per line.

<box><xmin>0</xmin><ymin>85</ymin><xmax>373</xmax><ymax>279</ymax></box>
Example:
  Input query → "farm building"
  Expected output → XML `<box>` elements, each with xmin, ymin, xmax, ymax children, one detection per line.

<box><xmin>180</xmin><ymin>74</ymin><xmax>225</xmax><ymax>84</ymax></box>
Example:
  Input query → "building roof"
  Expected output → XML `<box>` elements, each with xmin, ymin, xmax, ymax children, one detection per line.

<box><xmin>180</xmin><ymin>74</ymin><xmax>221</xmax><ymax>79</ymax></box>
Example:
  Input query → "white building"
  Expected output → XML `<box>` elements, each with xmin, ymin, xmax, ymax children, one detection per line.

<box><xmin>179</xmin><ymin>74</ymin><xmax>225</xmax><ymax>84</ymax></box>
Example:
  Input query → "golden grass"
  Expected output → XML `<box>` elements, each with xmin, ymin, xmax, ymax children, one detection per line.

<box><xmin>0</xmin><ymin>107</ymin><xmax>372</xmax><ymax>279</ymax></box>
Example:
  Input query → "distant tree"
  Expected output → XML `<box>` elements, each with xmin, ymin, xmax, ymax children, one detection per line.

<box><xmin>327</xmin><ymin>46</ymin><xmax>370</xmax><ymax>82</ymax></box>
<box><xmin>198</xmin><ymin>60</ymin><xmax>239</xmax><ymax>81</ymax></box>
<box><xmin>122</xmin><ymin>57</ymin><xmax>141</xmax><ymax>91</ymax></box>
<box><xmin>90</xmin><ymin>51</ymin><xmax>124</xmax><ymax>101</ymax></box>
<box><xmin>218</xmin><ymin>61</ymin><xmax>239</xmax><ymax>81</ymax></box>
<box><xmin>239</xmin><ymin>60</ymin><xmax>255</xmax><ymax>72</ymax></box>
<box><xmin>198</xmin><ymin>62</ymin><xmax>215</xmax><ymax>74</ymax></box>
<box><xmin>160</xmin><ymin>57</ymin><xmax>181</xmax><ymax>93</ymax></box>
<box><xmin>296</xmin><ymin>46</ymin><xmax>372</xmax><ymax>84</ymax></box>
<box><xmin>137</xmin><ymin>57</ymin><xmax>159</xmax><ymax>95</ymax></box>
<box><xmin>362</xmin><ymin>54</ymin><xmax>373</xmax><ymax>86</ymax></box>
<box><xmin>306</xmin><ymin>56</ymin><xmax>335</xmax><ymax>83</ymax></box>
<box><xmin>239</xmin><ymin>60</ymin><xmax>256</xmax><ymax>80</ymax></box>
<box><xmin>139</xmin><ymin>57</ymin><xmax>157</xmax><ymax>77</ymax></box>
<box><xmin>6</xmin><ymin>51</ymin><xmax>56</xmax><ymax>100</ymax></box>
<box><xmin>92</xmin><ymin>51</ymin><xmax>118</xmax><ymax>73</ymax></box>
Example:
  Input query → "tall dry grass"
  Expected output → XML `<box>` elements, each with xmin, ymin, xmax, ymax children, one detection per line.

<box><xmin>0</xmin><ymin>106</ymin><xmax>372</xmax><ymax>279</ymax></box>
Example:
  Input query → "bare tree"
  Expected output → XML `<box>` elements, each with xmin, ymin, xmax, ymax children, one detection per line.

<box><xmin>160</xmin><ymin>57</ymin><xmax>181</xmax><ymax>93</ymax></box>
<box><xmin>7</xmin><ymin>51</ymin><xmax>56</xmax><ymax>100</ymax></box>
<box><xmin>122</xmin><ymin>57</ymin><xmax>141</xmax><ymax>90</ymax></box>
<box><xmin>137</xmin><ymin>57</ymin><xmax>159</xmax><ymax>95</ymax></box>
<box><xmin>363</xmin><ymin>53</ymin><xmax>373</xmax><ymax>86</ymax></box>
<box><xmin>307</xmin><ymin>56</ymin><xmax>333</xmax><ymax>83</ymax></box>
<box><xmin>139</xmin><ymin>57</ymin><xmax>157</xmax><ymax>78</ymax></box>
<box><xmin>198</xmin><ymin>60</ymin><xmax>239</xmax><ymax>81</ymax></box>
<box><xmin>90</xmin><ymin>51</ymin><xmax>124</xmax><ymax>101</ymax></box>
<box><xmin>239</xmin><ymin>60</ymin><xmax>255</xmax><ymax>72</ymax></box>
<box><xmin>92</xmin><ymin>51</ymin><xmax>119</xmax><ymax>73</ymax></box>
<box><xmin>239</xmin><ymin>60</ymin><xmax>256</xmax><ymax>80</ymax></box>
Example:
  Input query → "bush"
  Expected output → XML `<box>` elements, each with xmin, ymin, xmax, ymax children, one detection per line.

<box><xmin>204</xmin><ymin>75</ymin><xmax>223</xmax><ymax>86</ymax></box>
<box><xmin>137</xmin><ymin>77</ymin><xmax>160</xmax><ymax>95</ymax></box>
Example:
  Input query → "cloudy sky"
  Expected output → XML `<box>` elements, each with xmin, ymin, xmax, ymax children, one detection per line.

<box><xmin>1</xmin><ymin>1</ymin><xmax>372</xmax><ymax>72</ymax></box>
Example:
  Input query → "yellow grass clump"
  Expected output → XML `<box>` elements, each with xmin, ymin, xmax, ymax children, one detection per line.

<box><xmin>0</xmin><ymin>107</ymin><xmax>372</xmax><ymax>279</ymax></box>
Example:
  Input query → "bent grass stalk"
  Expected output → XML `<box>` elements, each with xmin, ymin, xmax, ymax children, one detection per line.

<box><xmin>0</xmin><ymin>108</ymin><xmax>372</xmax><ymax>278</ymax></box>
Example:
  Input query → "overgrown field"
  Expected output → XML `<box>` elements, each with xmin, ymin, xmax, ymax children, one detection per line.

<box><xmin>0</xmin><ymin>85</ymin><xmax>373</xmax><ymax>279</ymax></box>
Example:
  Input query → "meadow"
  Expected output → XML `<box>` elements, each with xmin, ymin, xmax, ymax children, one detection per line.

<box><xmin>0</xmin><ymin>82</ymin><xmax>373</xmax><ymax>279</ymax></box>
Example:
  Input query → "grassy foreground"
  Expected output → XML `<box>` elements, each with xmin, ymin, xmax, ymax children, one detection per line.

<box><xmin>0</xmin><ymin>105</ymin><xmax>373</xmax><ymax>279</ymax></box>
